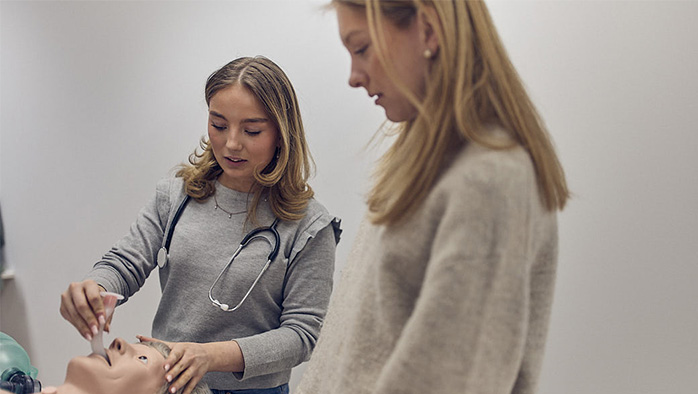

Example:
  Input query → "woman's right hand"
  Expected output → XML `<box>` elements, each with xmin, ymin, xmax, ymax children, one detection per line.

<box><xmin>60</xmin><ymin>280</ymin><xmax>109</xmax><ymax>340</ymax></box>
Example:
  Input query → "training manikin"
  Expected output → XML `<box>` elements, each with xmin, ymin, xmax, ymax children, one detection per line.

<box><xmin>38</xmin><ymin>338</ymin><xmax>170</xmax><ymax>394</ymax></box>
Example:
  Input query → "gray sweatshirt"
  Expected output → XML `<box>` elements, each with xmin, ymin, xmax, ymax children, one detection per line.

<box><xmin>297</xmin><ymin>136</ymin><xmax>558</xmax><ymax>394</ymax></box>
<box><xmin>87</xmin><ymin>177</ymin><xmax>340</xmax><ymax>390</ymax></box>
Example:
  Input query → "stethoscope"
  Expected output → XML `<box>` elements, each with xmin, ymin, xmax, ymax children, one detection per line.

<box><xmin>157</xmin><ymin>195</ymin><xmax>280</xmax><ymax>312</ymax></box>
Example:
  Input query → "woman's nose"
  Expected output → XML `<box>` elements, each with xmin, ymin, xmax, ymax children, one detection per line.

<box><xmin>348</xmin><ymin>62</ymin><xmax>366</xmax><ymax>89</ymax></box>
<box><xmin>226</xmin><ymin>130</ymin><xmax>243</xmax><ymax>150</ymax></box>
<box><xmin>109</xmin><ymin>337</ymin><xmax>127</xmax><ymax>354</ymax></box>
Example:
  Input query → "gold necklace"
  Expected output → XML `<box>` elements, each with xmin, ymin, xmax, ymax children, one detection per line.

<box><xmin>213</xmin><ymin>193</ymin><xmax>248</xmax><ymax>219</ymax></box>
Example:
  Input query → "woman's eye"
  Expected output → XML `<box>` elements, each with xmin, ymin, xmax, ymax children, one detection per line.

<box><xmin>137</xmin><ymin>355</ymin><xmax>148</xmax><ymax>365</ymax></box>
<box><xmin>245</xmin><ymin>130</ymin><xmax>262</xmax><ymax>136</ymax></box>
<box><xmin>354</xmin><ymin>44</ymin><xmax>369</xmax><ymax>56</ymax></box>
<box><xmin>211</xmin><ymin>123</ymin><xmax>226</xmax><ymax>131</ymax></box>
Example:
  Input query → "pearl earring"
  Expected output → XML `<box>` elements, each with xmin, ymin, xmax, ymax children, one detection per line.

<box><xmin>423</xmin><ymin>49</ymin><xmax>433</xmax><ymax>59</ymax></box>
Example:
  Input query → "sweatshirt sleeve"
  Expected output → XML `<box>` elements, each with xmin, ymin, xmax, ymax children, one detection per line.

<box><xmin>372</xmin><ymin>157</ymin><xmax>538</xmax><ymax>393</ymax></box>
<box><xmin>84</xmin><ymin>178</ymin><xmax>175</xmax><ymax>301</ymax></box>
<box><xmin>233</xmin><ymin>216</ymin><xmax>339</xmax><ymax>380</ymax></box>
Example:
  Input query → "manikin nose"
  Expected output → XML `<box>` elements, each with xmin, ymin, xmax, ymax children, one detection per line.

<box><xmin>110</xmin><ymin>337</ymin><xmax>127</xmax><ymax>354</ymax></box>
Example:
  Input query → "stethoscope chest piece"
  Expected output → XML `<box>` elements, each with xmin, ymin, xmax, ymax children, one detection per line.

<box><xmin>157</xmin><ymin>247</ymin><xmax>168</xmax><ymax>269</ymax></box>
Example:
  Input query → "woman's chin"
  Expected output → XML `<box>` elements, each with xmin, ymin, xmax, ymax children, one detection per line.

<box><xmin>383</xmin><ymin>105</ymin><xmax>417</xmax><ymax>123</ymax></box>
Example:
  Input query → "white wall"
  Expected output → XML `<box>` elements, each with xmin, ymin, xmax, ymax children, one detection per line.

<box><xmin>1</xmin><ymin>1</ymin><xmax>696</xmax><ymax>393</ymax></box>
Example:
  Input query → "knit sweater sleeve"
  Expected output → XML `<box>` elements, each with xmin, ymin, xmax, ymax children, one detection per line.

<box><xmin>85</xmin><ymin>178</ymin><xmax>176</xmax><ymax>300</ymax></box>
<box><xmin>373</xmin><ymin>151</ymin><xmax>540</xmax><ymax>393</ymax></box>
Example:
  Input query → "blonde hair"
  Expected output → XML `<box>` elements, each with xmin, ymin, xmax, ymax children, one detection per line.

<box><xmin>177</xmin><ymin>56</ymin><xmax>314</xmax><ymax>222</ymax></box>
<box><xmin>334</xmin><ymin>0</ymin><xmax>569</xmax><ymax>225</ymax></box>
<box><xmin>144</xmin><ymin>342</ymin><xmax>210</xmax><ymax>394</ymax></box>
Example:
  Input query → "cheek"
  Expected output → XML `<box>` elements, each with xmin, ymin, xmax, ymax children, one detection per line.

<box><xmin>208</xmin><ymin>132</ymin><xmax>225</xmax><ymax>157</ymax></box>
<box><xmin>113</xmin><ymin>364</ymin><xmax>163</xmax><ymax>392</ymax></box>
<box><xmin>259</xmin><ymin>132</ymin><xmax>279</xmax><ymax>160</ymax></box>
<box><xmin>208</xmin><ymin>129</ymin><xmax>220</xmax><ymax>145</ymax></box>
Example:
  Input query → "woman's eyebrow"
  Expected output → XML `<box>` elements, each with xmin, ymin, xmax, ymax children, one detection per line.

<box><xmin>209</xmin><ymin>110</ymin><xmax>226</xmax><ymax>120</ymax></box>
<box><xmin>209</xmin><ymin>111</ymin><xmax>267</xmax><ymax>124</ymax></box>
<box><xmin>343</xmin><ymin>30</ymin><xmax>362</xmax><ymax>46</ymax></box>
<box><xmin>242</xmin><ymin>118</ymin><xmax>268</xmax><ymax>124</ymax></box>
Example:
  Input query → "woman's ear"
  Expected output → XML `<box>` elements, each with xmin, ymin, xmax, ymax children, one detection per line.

<box><xmin>417</xmin><ymin>6</ymin><xmax>441</xmax><ymax>58</ymax></box>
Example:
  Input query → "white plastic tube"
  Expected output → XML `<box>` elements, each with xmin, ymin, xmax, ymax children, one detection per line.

<box><xmin>90</xmin><ymin>291</ymin><xmax>124</xmax><ymax>359</ymax></box>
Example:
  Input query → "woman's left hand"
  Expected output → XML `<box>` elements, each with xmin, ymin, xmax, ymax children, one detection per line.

<box><xmin>137</xmin><ymin>335</ymin><xmax>211</xmax><ymax>394</ymax></box>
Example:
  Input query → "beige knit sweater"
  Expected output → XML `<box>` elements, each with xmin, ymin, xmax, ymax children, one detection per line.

<box><xmin>296</xmin><ymin>137</ymin><xmax>559</xmax><ymax>394</ymax></box>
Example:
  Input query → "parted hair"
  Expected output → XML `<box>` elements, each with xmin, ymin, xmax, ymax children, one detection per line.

<box><xmin>334</xmin><ymin>0</ymin><xmax>569</xmax><ymax>225</ymax></box>
<box><xmin>144</xmin><ymin>341</ymin><xmax>210</xmax><ymax>394</ymax></box>
<box><xmin>176</xmin><ymin>56</ymin><xmax>314</xmax><ymax>222</ymax></box>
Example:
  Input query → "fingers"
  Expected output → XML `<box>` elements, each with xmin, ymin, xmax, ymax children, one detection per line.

<box><xmin>137</xmin><ymin>335</ymin><xmax>174</xmax><ymax>349</ymax></box>
<box><xmin>59</xmin><ymin>280</ymin><xmax>104</xmax><ymax>340</ymax></box>
<box><xmin>168</xmin><ymin>364</ymin><xmax>203</xmax><ymax>394</ymax></box>
<box><xmin>164</xmin><ymin>346</ymin><xmax>182</xmax><ymax>373</ymax></box>
<box><xmin>104</xmin><ymin>309</ymin><xmax>115</xmax><ymax>333</ymax></box>
<box><xmin>164</xmin><ymin>349</ymin><xmax>185</xmax><ymax>392</ymax></box>
<box><xmin>181</xmin><ymin>377</ymin><xmax>202</xmax><ymax>394</ymax></box>
<box><xmin>60</xmin><ymin>289</ymin><xmax>88</xmax><ymax>339</ymax></box>
<box><xmin>162</xmin><ymin>344</ymin><xmax>209</xmax><ymax>394</ymax></box>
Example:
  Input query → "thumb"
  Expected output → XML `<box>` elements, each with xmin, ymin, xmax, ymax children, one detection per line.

<box><xmin>104</xmin><ymin>314</ymin><xmax>115</xmax><ymax>333</ymax></box>
<box><xmin>137</xmin><ymin>335</ymin><xmax>173</xmax><ymax>348</ymax></box>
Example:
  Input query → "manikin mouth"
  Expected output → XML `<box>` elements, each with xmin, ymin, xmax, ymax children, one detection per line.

<box><xmin>101</xmin><ymin>351</ymin><xmax>112</xmax><ymax>366</ymax></box>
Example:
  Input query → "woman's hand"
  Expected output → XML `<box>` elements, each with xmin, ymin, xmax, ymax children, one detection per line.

<box><xmin>138</xmin><ymin>335</ymin><xmax>212</xmax><ymax>394</ymax></box>
<box><xmin>60</xmin><ymin>280</ymin><xmax>109</xmax><ymax>340</ymax></box>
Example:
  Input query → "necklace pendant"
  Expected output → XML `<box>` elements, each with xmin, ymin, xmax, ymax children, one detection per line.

<box><xmin>213</xmin><ymin>193</ymin><xmax>245</xmax><ymax>219</ymax></box>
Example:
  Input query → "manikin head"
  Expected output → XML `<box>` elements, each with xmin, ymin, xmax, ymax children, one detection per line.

<box><xmin>52</xmin><ymin>338</ymin><xmax>208</xmax><ymax>394</ymax></box>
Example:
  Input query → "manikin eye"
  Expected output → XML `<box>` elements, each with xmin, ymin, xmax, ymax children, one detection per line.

<box><xmin>138</xmin><ymin>355</ymin><xmax>148</xmax><ymax>365</ymax></box>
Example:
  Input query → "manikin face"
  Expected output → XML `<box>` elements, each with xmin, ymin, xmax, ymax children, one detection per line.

<box><xmin>208</xmin><ymin>84</ymin><xmax>279</xmax><ymax>192</ymax></box>
<box><xmin>337</xmin><ymin>4</ymin><xmax>430</xmax><ymax>122</ymax></box>
<box><xmin>63</xmin><ymin>338</ymin><xmax>165</xmax><ymax>394</ymax></box>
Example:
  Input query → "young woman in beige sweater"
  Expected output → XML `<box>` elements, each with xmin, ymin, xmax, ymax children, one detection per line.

<box><xmin>297</xmin><ymin>1</ymin><xmax>569</xmax><ymax>393</ymax></box>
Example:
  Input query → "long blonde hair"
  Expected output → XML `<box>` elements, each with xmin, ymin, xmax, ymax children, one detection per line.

<box><xmin>335</xmin><ymin>0</ymin><xmax>568</xmax><ymax>225</ymax></box>
<box><xmin>176</xmin><ymin>56</ymin><xmax>314</xmax><ymax>222</ymax></box>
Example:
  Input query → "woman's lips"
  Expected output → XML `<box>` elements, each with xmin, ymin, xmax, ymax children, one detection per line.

<box><xmin>370</xmin><ymin>93</ymin><xmax>383</xmax><ymax>105</ymax></box>
<box><xmin>225</xmin><ymin>157</ymin><xmax>246</xmax><ymax>165</ymax></box>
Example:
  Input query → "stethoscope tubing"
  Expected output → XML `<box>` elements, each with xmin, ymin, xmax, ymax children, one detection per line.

<box><xmin>208</xmin><ymin>219</ymin><xmax>280</xmax><ymax>312</ymax></box>
<box><xmin>158</xmin><ymin>194</ymin><xmax>281</xmax><ymax>312</ymax></box>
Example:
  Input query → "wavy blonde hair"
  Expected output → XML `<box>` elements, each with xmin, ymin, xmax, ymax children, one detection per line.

<box><xmin>176</xmin><ymin>56</ymin><xmax>314</xmax><ymax>222</ymax></box>
<box><xmin>334</xmin><ymin>0</ymin><xmax>569</xmax><ymax>225</ymax></box>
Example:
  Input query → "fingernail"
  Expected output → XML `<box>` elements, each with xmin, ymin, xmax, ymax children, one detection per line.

<box><xmin>98</xmin><ymin>315</ymin><xmax>106</xmax><ymax>326</ymax></box>
<box><xmin>170</xmin><ymin>387</ymin><xmax>176</xmax><ymax>393</ymax></box>
<box><xmin>164</xmin><ymin>364</ymin><xmax>170</xmax><ymax>372</ymax></box>
<box><xmin>91</xmin><ymin>325</ymin><xmax>99</xmax><ymax>336</ymax></box>
<box><xmin>166</xmin><ymin>375</ymin><xmax>172</xmax><ymax>382</ymax></box>
<box><xmin>84</xmin><ymin>333</ymin><xmax>93</xmax><ymax>341</ymax></box>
